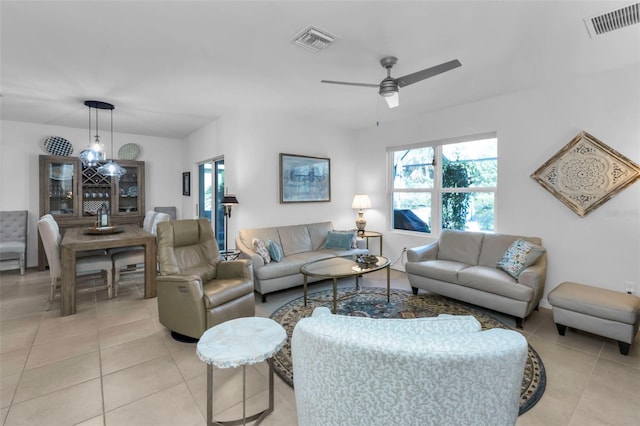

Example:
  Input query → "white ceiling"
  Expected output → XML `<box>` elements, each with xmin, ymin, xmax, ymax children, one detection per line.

<box><xmin>1</xmin><ymin>1</ymin><xmax>639</xmax><ymax>139</ymax></box>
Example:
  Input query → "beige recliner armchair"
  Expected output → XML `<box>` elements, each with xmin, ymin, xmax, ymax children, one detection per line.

<box><xmin>156</xmin><ymin>219</ymin><xmax>255</xmax><ymax>341</ymax></box>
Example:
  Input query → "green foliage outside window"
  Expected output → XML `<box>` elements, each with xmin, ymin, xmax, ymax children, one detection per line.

<box><xmin>442</xmin><ymin>160</ymin><xmax>472</xmax><ymax>230</ymax></box>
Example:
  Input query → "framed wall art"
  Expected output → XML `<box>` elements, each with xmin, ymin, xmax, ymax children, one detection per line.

<box><xmin>280</xmin><ymin>153</ymin><xmax>331</xmax><ymax>203</ymax></box>
<box><xmin>182</xmin><ymin>172</ymin><xmax>191</xmax><ymax>196</ymax></box>
<box><xmin>530</xmin><ymin>131</ymin><xmax>640</xmax><ymax>217</ymax></box>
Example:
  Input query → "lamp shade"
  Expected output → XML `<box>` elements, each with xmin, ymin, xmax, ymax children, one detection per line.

<box><xmin>352</xmin><ymin>195</ymin><xmax>371</xmax><ymax>210</ymax></box>
<box><xmin>221</xmin><ymin>195</ymin><xmax>239</xmax><ymax>205</ymax></box>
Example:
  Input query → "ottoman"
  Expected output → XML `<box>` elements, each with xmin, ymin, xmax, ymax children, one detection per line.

<box><xmin>548</xmin><ymin>282</ymin><xmax>640</xmax><ymax>355</ymax></box>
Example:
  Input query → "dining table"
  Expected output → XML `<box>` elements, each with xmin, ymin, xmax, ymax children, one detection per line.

<box><xmin>60</xmin><ymin>224</ymin><xmax>157</xmax><ymax>316</ymax></box>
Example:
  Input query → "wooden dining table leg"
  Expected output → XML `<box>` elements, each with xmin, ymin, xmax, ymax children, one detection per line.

<box><xmin>61</xmin><ymin>245</ymin><xmax>77</xmax><ymax>316</ymax></box>
<box><xmin>143</xmin><ymin>240</ymin><xmax>157</xmax><ymax>299</ymax></box>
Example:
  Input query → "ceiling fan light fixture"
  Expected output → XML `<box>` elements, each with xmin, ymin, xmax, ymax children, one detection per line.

<box><xmin>384</xmin><ymin>91</ymin><xmax>399</xmax><ymax>108</ymax></box>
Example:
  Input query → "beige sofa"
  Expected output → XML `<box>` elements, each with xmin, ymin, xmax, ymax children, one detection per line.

<box><xmin>237</xmin><ymin>222</ymin><xmax>368</xmax><ymax>302</ymax></box>
<box><xmin>406</xmin><ymin>229</ymin><xmax>547</xmax><ymax>328</ymax></box>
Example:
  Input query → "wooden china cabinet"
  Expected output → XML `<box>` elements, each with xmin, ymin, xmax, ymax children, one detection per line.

<box><xmin>38</xmin><ymin>155</ymin><xmax>146</xmax><ymax>269</ymax></box>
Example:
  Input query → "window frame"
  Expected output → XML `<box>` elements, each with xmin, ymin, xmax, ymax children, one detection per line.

<box><xmin>388</xmin><ymin>132</ymin><xmax>498</xmax><ymax>236</ymax></box>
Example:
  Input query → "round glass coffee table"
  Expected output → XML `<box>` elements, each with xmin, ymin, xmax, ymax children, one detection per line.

<box><xmin>196</xmin><ymin>317</ymin><xmax>287</xmax><ymax>426</ymax></box>
<box><xmin>300</xmin><ymin>255</ymin><xmax>391</xmax><ymax>313</ymax></box>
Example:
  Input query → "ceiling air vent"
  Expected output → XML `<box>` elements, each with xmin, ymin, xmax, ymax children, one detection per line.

<box><xmin>584</xmin><ymin>2</ymin><xmax>640</xmax><ymax>37</ymax></box>
<box><xmin>291</xmin><ymin>25</ymin><xmax>337</xmax><ymax>52</ymax></box>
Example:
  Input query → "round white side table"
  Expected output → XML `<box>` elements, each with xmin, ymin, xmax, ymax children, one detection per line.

<box><xmin>196</xmin><ymin>317</ymin><xmax>287</xmax><ymax>426</ymax></box>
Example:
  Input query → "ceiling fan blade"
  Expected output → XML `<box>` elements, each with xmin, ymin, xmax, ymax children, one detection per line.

<box><xmin>395</xmin><ymin>59</ymin><xmax>461</xmax><ymax>88</ymax></box>
<box><xmin>321</xmin><ymin>80</ymin><xmax>379</xmax><ymax>88</ymax></box>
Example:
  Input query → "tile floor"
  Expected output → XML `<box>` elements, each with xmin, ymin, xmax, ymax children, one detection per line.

<box><xmin>0</xmin><ymin>267</ymin><xmax>639</xmax><ymax>425</ymax></box>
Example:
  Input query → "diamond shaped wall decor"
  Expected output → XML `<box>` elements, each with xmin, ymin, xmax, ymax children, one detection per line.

<box><xmin>530</xmin><ymin>131</ymin><xmax>640</xmax><ymax>217</ymax></box>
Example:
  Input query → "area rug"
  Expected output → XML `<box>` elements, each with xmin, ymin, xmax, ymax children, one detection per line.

<box><xmin>269</xmin><ymin>287</ymin><xmax>546</xmax><ymax>415</ymax></box>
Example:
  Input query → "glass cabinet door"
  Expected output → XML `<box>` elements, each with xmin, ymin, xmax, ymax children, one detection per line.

<box><xmin>46</xmin><ymin>159</ymin><xmax>77</xmax><ymax>216</ymax></box>
<box><xmin>116</xmin><ymin>164</ymin><xmax>143</xmax><ymax>215</ymax></box>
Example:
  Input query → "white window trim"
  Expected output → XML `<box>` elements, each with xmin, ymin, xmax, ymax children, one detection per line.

<box><xmin>388</xmin><ymin>132</ymin><xmax>498</xmax><ymax>236</ymax></box>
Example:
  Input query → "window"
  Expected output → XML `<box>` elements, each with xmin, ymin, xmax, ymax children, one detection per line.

<box><xmin>390</xmin><ymin>134</ymin><xmax>497</xmax><ymax>234</ymax></box>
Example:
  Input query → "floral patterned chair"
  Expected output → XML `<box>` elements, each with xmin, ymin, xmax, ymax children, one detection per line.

<box><xmin>292</xmin><ymin>307</ymin><xmax>528</xmax><ymax>426</ymax></box>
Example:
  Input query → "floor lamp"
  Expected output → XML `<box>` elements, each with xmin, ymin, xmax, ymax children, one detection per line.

<box><xmin>221</xmin><ymin>193</ymin><xmax>239</xmax><ymax>259</ymax></box>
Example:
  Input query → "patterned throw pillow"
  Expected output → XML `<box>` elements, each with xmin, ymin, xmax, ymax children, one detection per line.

<box><xmin>497</xmin><ymin>239</ymin><xmax>546</xmax><ymax>279</ymax></box>
<box><xmin>267</xmin><ymin>240</ymin><xmax>283</xmax><ymax>262</ymax></box>
<box><xmin>252</xmin><ymin>238</ymin><xmax>271</xmax><ymax>264</ymax></box>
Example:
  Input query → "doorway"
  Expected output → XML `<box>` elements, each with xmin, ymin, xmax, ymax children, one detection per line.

<box><xmin>198</xmin><ymin>158</ymin><xmax>225</xmax><ymax>250</ymax></box>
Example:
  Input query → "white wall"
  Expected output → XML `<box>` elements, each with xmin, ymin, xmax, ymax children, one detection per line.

<box><xmin>354</xmin><ymin>63</ymin><xmax>640</xmax><ymax>305</ymax></box>
<box><xmin>0</xmin><ymin>120</ymin><xmax>184</xmax><ymax>268</ymax></box>
<box><xmin>182</xmin><ymin>108</ymin><xmax>360</xmax><ymax>246</ymax></box>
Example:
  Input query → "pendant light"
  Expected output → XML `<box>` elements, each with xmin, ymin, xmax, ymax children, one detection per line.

<box><xmin>79</xmin><ymin>100</ymin><xmax>106</xmax><ymax>166</ymax></box>
<box><xmin>86</xmin><ymin>101</ymin><xmax>127</xmax><ymax>178</ymax></box>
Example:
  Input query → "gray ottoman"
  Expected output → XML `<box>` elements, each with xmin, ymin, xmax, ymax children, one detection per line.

<box><xmin>548</xmin><ymin>282</ymin><xmax>640</xmax><ymax>355</ymax></box>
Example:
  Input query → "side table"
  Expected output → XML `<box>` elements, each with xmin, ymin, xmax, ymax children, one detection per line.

<box><xmin>359</xmin><ymin>230</ymin><xmax>382</xmax><ymax>256</ymax></box>
<box><xmin>196</xmin><ymin>317</ymin><xmax>287</xmax><ymax>426</ymax></box>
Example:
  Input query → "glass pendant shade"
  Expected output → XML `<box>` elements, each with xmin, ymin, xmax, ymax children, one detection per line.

<box><xmin>82</xmin><ymin>100</ymin><xmax>126</xmax><ymax>178</ymax></box>
<box><xmin>79</xmin><ymin>142</ymin><xmax>105</xmax><ymax>167</ymax></box>
<box><xmin>97</xmin><ymin>160</ymin><xmax>127</xmax><ymax>178</ymax></box>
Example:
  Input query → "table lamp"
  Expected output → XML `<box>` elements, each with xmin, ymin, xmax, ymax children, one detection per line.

<box><xmin>351</xmin><ymin>194</ymin><xmax>371</xmax><ymax>235</ymax></box>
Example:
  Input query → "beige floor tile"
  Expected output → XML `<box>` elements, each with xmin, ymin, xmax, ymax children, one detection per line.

<box><xmin>101</xmin><ymin>334</ymin><xmax>169</xmax><ymax>375</ymax></box>
<box><xmin>13</xmin><ymin>351</ymin><xmax>100</xmax><ymax>404</ymax></box>
<box><xmin>33</xmin><ymin>317</ymin><xmax>98</xmax><ymax>347</ymax></box>
<box><xmin>599</xmin><ymin>333</ymin><xmax>640</xmax><ymax>368</ymax></box>
<box><xmin>26</xmin><ymin>331</ymin><xmax>98</xmax><ymax>369</ymax></box>
<box><xmin>97</xmin><ymin>304</ymin><xmax>152</xmax><ymax>330</ymax></box>
<box><xmin>570</xmin><ymin>357</ymin><xmax>640</xmax><ymax>425</ymax></box>
<box><xmin>0</xmin><ymin>329</ymin><xmax>36</xmax><ymax>355</ymax></box>
<box><xmin>213</xmin><ymin>387</ymin><xmax>298</xmax><ymax>426</ymax></box>
<box><xmin>4</xmin><ymin>379</ymin><xmax>102</xmax><ymax>426</ymax></box>
<box><xmin>102</xmin><ymin>354</ymin><xmax>183</xmax><ymax>411</ymax></box>
<box><xmin>0</xmin><ymin>314</ymin><xmax>42</xmax><ymax>336</ymax></box>
<box><xmin>186</xmin><ymin>364</ymin><xmax>268</xmax><ymax>416</ymax></box>
<box><xmin>170</xmin><ymin>344</ymin><xmax>207</xmax><ymax>380</ymax></box>
<box><xmin>0</xmin><ymin>373</ymin><xmax>20</xmax><ymax>409</ymax></box>
<box><xmin>74</xmin><ymin>415</ymin><xmax>104</xmax><ymax>426</ymax></box>
<box><xmin>105</xmin><ymin>382</ymin><xmax>204</xmax><ymax>426</ymax></box>
<box><xmin>1</xmin><ymin>406</ymin><xmax>8</xmax><ymax>424</ymax></box>
<box><xmin>533</xmin><ymin>315</ymin><xmax>606</xmax><ymax>356</ymax></box>
<box><xmin>0</xmin><ymin>348</ymin><xmax>28</xmax><ymax>378</ymax></box>
<box><xmin>568</xmin><ymin>410</ymin><xmax>617</xmax><ymax>426</ymax></box>
<box><xmin>98</xmin><ymin>317</ymin><xmax>157</xmax><ymax>349</ymax></box>
<box><xmin>523</xmin><ymin>335</ymin><xmax>598</xmax><ymax>425</ymax></box>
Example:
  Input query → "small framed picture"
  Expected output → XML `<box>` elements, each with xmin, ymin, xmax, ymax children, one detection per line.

<box><xmin>182</xmin><ymin>172</ymin><xmax>191</xmax><ymax>196</ymax></box>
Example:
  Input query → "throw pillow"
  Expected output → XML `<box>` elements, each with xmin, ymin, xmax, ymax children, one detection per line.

<box><xmin>497</xmin><ymin>239</ymin><xmax>546</xmax><ymax>279</ymax></box>
<box><xmin>324</xmin><ymin>231</ymin><xmax>353</xmax><ymax>250</ymax></box>
<box><xmin>266</xmin><ymin>240</ymin><xmax>283</xmax><ymax>262</ymax></box>
<box><xmin>252</xmin><ymin>238</ymin><xmax>271</xmax><ymax>264</ymax></box>
<box><xmin>332</xmin><ymin>229</ymin><xmax>358</xmax><ymax>249</ymax></box>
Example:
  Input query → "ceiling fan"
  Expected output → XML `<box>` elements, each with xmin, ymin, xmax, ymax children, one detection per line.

<box><xmin>321</xmin><ymin>56</ymin><xmax>461</xmax><ymax>108</ymax></box>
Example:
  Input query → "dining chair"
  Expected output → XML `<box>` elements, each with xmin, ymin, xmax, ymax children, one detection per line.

<box><xmin>0</xmin><ymin>210</ymin><xmax>28</xmax><ymax>275</ymax></box>
<box><xmin>111</xmin><ymin>212</ymin><xmax>170</xmax><ymax>296</ymax></box>
<box><xmin>37</xmin><ymin>214</ymin><xmax>113</xmax><ymax>301</ymax></box>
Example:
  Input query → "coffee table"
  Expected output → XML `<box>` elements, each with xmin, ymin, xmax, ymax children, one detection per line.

<box><xmin>300</xmin><ymin>255</ymin><xmax>391</xmax><ymax>313</ymax></box>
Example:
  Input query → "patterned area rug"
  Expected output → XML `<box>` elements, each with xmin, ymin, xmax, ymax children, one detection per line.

<box><xmin>269</xmin><ymin>287</ymin><xmax>546</xmax><ymax>415</ymax></box>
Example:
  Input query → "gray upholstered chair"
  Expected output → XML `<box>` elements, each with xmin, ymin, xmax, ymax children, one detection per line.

<box><xmin>37</xmin><ymin>214</ymin><xmax>113</xmax><ymax>301</ymax></box>
<box><xmin>156</xmin><ymin>219</ymin><xmax>255</xmax><ymax>341</ymax></box>
<box><xmin>0</xmin><ymin>210</ymin><xmax>28</xmax><ymax>275</ymax></box>
<box><xmin>111</xmin><ymin>212</ymin><xmax>170</xmax><ymax>296</ymax></box>
<box><xmin>154</xmin><ymin>206</ymin><xmax>177</xmax><ymax>221</ymax></box>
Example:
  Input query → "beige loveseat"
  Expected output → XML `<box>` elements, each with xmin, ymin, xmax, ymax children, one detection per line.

<box><xmin>237</xmin><ymin>222</ymin><xmax>368</xmax><ymax>302</ymax></box>
<box><xmin>406</xmin><ymin>229</ymin><xmax>547</xmax><ymax>328</ymax></box>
